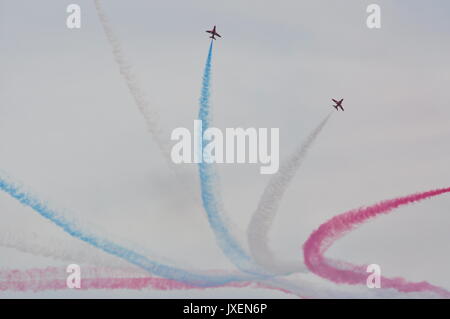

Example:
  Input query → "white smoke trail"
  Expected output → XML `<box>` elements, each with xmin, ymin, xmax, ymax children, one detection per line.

<box><xmin>0</xmin><ymin>230</ymin><xmax>142</xmax><ymax>270</ymax></box>
<box><xmin>247</xmin><ymin>114</ymin><xmax>332</xmax><ymax>274</ymax></box>
<box><xmin>93</xmin><ymin>0</ymin><xmax>200</xmax><ymax>204</ymax></box>
<box><xmin>94</xmin><ymin>0</ymin><xmax>167</xmax><ymax>158</ymax></box>
<box><xmin>0</xmin><ymin>202</ymin><xmax>417</xmax><ymax>297</ymax></box>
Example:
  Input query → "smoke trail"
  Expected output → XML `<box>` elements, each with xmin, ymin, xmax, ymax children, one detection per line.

<box><xmin>93</xmin><ymin>0</ymin><xmax>201</xmax><ymax>205</ymax></box>
<box><xmin>0</xmin><ymin>267</ymin><xmax>213</xmax><ymax>292</ymax></box>
<box><xmin>95</xmin><ymin>1</ymin><xmax>253</xmax><ymax>274</ymax></box>
<box><xmin>93</xmin><ymin>0</ymin><xmax>168</xmax><ymax>160</ymax></box>
<box><xmin>0</xmin><ymin>267</ymin><xmax>301</xmax><ymax>297</ymax></box>
<box><xmin>0</xmin><ymin>230</ymin><xmax>135</xmax><ymax>269</ymax></box>
<box><xmin>0</xmin><ymin>171</ymin><xmax>257</xmax><ymax>287</ymax></box>
<box><xmin>1</xmin><ymin>266</ymin><xmax>410</xmax><ymax>298</ymax></box>
<box><xmin>196</xmin><ymin>41</ymin><xmax>256</xmax><ymax>273</ymax></box>
<box><xmin>248</xmin><ymin>114</ymin><xmax>331</xmax><ymax>274</ymax></box>
<box><xmin>0</xmin><ymin>172</ymin><xmax>362</xmax><ymax>297</ymax></box>
<box><xmin>0</xmin><ymin>232</ymin><xmax>376</xmax><ymax>298</ymax></box>
<box><xmin>0</xmin><ymin>267</ymin><xmax>204</xmax><ymax>292</ymax></box>
<box><xmin>303</xmin><ymin>187</ymin><xmax>450</xmax><ymax>298</ymax></box>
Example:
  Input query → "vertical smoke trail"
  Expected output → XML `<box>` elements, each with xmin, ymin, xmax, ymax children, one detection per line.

<box><xmin>303</xmin><ymin>187</ymin><xmax>450</xmax><ymax>298</ymax></box>
<box><xmin>247</xmin><ymin>114</ymin><xmax>331</xmax><ymax>274</ymax></box>
<box><xmin>196</xmin><ymin>41</ymin><xmax>256</xmax><ymax>273</ymax></box>
<box><xmin>0</xmin><ymin>171</ymin><xmax>254</xmax><ymax>286</ymax></box>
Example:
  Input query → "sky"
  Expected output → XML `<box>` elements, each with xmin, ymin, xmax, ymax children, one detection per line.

<box><xmin>1</xmin><ymin>0</ymin><xmax>450</xmax><ymax>298</ymax></box>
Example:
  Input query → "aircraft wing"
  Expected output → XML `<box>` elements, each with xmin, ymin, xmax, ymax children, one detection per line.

<box><xmin>332</xmin><ymin>99</ymin><xmax>339</xmax><ymax>104</ymax></box>
<box><xmin>216</xmin><ymin>32</ymin><xmax>221</xmax><ymax>37</ymax></box>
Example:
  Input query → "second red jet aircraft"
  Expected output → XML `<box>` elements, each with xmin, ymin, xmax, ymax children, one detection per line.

<box><xmin>332</xmin><ymin>99</ymin><xmax>344</xmax><ymax>111</ymax></box>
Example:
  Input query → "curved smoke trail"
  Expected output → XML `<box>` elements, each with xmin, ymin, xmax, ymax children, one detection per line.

<box><xmin>0</xmin><ymin>231</ymin><xmax>323</xmax><ymax>297</ymax></box>
<box><xmin>196</xmin><ymin>41</ymin><xmax>257</xmax><ymax>273</ymax></box>
<box><xmin>193</xmin><ymin>43</ymin><xmax>374</xmax><ymax>298</ymax></box>
<box><xmin>303</xmin><ymin>187</ymin><xmax>450</xmax><ymax>298</ymax></box>
<box><xmin>94</xmin><ymin>0</ymin><xmax>254</xmax><ymax>278</ymax></box>
<box><xmin>0</xmin><ymin>171</ymin><xmax>257</xmax><ymax>287</ymax></box>
<box><xmin>95</xmin><ymin>0</ymin><xmax>257</xmax><ymax>276</ymax></box>
<box><xmin>192</xmin><ymin>42</ymin><xmax>423</xmax><ymax>299</ymax></box>
<box><xmin>248</xmin><ymin>114</ymin><xmax>331</xmax><ymax>274</ymax></box>
<box><xmin>0</xmin><ymin>230</ymin><xmax>379</xmax><ymax>298</ymax></box>
<box><xmin>0</xmin><ymin>170</ymin><xmax>414</xmax><ymax>297</ymax></box>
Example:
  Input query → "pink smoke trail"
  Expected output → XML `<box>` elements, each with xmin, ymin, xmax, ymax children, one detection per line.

<box><xmin>0</xmin><ymin>267</ymin><xmax>300</xmax><ymax>297</ymax></box>
<box><xmin>304</xmin><ymin>187</ymin><xmax>450</xmax><ymax>298</ymax></box>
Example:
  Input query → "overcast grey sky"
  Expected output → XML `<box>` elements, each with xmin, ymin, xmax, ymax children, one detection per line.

<box><xmin>1</xmin><ymin>0</ymin><xmax>450</xmax><ymax>298</ymax></box>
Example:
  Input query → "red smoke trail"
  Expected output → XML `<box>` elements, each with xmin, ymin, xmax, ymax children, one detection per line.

<box><xmin>304</xmin><ymin>187</ymin><xmax>450</xmax><ymax>298</ymax></box>
<box><xmin>0</xmin><ymin>267</ymin><xmax>300</xmax><ymax>297</ymax></box>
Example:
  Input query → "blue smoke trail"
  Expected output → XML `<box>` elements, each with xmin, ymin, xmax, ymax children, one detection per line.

<box><xmin>197</xmin><ymin>41</ymin><xmax>257</xmax><ymax>273</ymax></box>
<box><xmin>0</xmin><ymin>172</ymin><xmax>256</xmax><ymax>287</ymax></box>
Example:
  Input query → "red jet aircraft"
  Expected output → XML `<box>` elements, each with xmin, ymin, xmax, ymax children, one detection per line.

<box><xmin>206</xmin><ymin>26</ymin><xmax>221</xmax><ymax>40</ymax></box>
<box><xmin>332</xmin><ymin>99</ymin><xmax>344</xmax><ymax>111</ymax></box>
